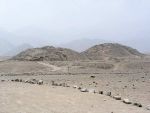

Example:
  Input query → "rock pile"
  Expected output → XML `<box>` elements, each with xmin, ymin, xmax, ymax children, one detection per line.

<box><xmin>11</xmin><ymin>79</ymin><xmax>44</xmax><ymax>85</ymax></box>
<box><xmin>51</xmin><ymin>81</ymin><xmax>69</xmax><ymax>87</ymax></box>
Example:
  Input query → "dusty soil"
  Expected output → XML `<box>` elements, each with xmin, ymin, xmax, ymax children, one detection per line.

<box><xmin>0</xmin><ymin>57</ymin><xmax>150</xmax><ymax>113</ymax></box>
<box><xmin>0</xmin><ymin>82</ymin><xmax>149</xmax><ymax>113</ymax></box>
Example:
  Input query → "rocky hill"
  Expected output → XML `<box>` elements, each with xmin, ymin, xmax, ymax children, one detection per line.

<box><xmin>12</xmin><ymin>46</ymin><xmax>87</xmax><ymax>61</ymax></box>
<box><xmin>12</xmin><ymin>43</ymin><xmax>143</xmax><ymax>61</ymax></box>
<box><xmin>81</xmin><ymin>43</ymin><xmax>143</xmax><ymax>60</ymax></box>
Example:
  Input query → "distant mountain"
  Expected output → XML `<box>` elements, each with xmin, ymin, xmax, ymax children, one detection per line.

<box><xmin>13</xmin><ymin>27</ymin><xmax>61</xmax><ymax>47</ymax></box>
<box><xmin>118</xmin><ymin>38</ymin><xmax>150</xmax><ymax>53</ymax></box>
<box><xmin>81</xmin><ymin>43</ymin><xmax>143</xmax><ymax>60</ymax></box>
<box><xmin>59</xmin><ymin>38</ymin><xmax>111</xmax><ymax>52</ymax></box>
<box><xmin>0</xmin><ymin>29</ymin><xmax>33</xmax><ymax>56</ymax></box>
<box><xmin>4</xmin><ymin>44</ymin><xmax>33</xmax><ymax>56</ymax></box>
<box><xmin>0</xmin><ymin>39</ymin><xmax>15</xmax><ymax>56</ymax></box>
<box><xmin>60</xmin><ymin>38</ymin><xmax>150</xmax><ymax>53</ymax></box>
<box><xmin>0</xmin><ymin>29</ymin><xmax>17</xmax><ymax>56</ymax></box>
<box><xmin>12</xmin><ymin>46</ymin><xmax>87</xmax><ymax>61</ymax></box>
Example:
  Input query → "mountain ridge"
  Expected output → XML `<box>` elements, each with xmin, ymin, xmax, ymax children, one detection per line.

<box><xmin>81</xmin><ymin>43</ymin><xmax>143</xmax><ymax>60</ymax></box>
<box><xmin>12</xmin><ymin>43</ymin><xmax>143</xmax><ymax>61</ymax></box>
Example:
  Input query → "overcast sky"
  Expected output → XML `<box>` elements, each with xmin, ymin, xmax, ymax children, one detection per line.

<box><xmin>0</xmin><ymin>0</ymin><xmax>150</xmax><ymax>49</ymax></box>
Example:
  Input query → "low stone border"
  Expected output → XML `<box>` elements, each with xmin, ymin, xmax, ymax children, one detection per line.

<box><xmin>1</xmin><ymin>79</ymin><xmax>149</xmax><ymax>111</ymax></box>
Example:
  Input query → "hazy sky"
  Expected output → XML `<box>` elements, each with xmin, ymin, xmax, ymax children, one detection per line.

<box><xmin>0</xmin><ymin>0</ymin><xmax>150</xmax><ymax>47</ymax></box>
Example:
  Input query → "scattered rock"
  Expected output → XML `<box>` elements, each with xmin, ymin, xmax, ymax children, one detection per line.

<box><xmin>124</xmin><ymin>86</ymin><xmax>127</xmax><ymax>88</ymax></box>
<box><xmin>98</xmin><ymin>91</ymin><xmax>103</xmax><ymax>94</ymax></box>
<box><xmin>65</xmin><ymin>84</ymin><xmax>70</xmax><ymax>87</ymax></box>
<box><xmin>15</xmin><ymin>79</ymin><xmax>20</xmax><ymax>82</ymax></box>
<box><xmin>51</xmin><ymin>81</ymin><xmax>60</xmax><ymax>86</ymax></box>
<box><xmin>80</xmin><ymin>88</ymin><xmax>88</xmax><ymax>92</ymax></box>
<box><xmin>132</xmin><ymin>87</ymin><xmax>136</xmax><ymax>89</ymax></box>
<box><xmin>51</xmin><ymin>81</ymin><xmax>55</xmax><ymax>86</ymax></box>
<box><xmin>25</xmin><ymin>80</ymin><xmax>29</xmax><ymax>83</ymax></box>
<box><xmin>78</xmin><ymin>87</ymin><xmax>82</xmax><ymax>90</ymax></box>
<box><xmin>106</xmin><ymin>92</ymin><xmax>111</xmax><ymax>96</ymax></box>
<box><xmin>113</xmin><ymin>96</ymin><xmax>121</xmax><ymax>100</ymax></box>
<box><xmin>73</xmin><ymin>85</ymin><xmax>78</xmax><ymax>89</ymax></box>
<box><xmin>90</xmin><ymin>76</ymin><xmax>95</xmax><ymax>78</ymax></box>
<box><xmin>103</xmin><ymin>99</ymin><xmax>107</xmax><ymax>101</ymax></box>
<box><xmin>146</xmin><ymin>105</ymin><xmax>150</xmax><ymax>110</ymax></box>
<box><xmin>29</xmin><ymin>80</ymin><xmax>36</xmax><ymax>84</ymax></box>
<box><xmin>62</xmin><ymin>83</ymin><xmax>66</xmax><ymax>87</ymax></box>
<box><xmin>37</xmin><ymin>80</ymin><xmax>43</xmax><ymax>85</ymax></box>
<box><xmin>133</xmin><ymin>102</ymin><xmax>142</xmax><ymax>107</ymax></box>
<box><xmin>59</xmin><ymin>83</ymin><xmax>63</xmax><ymax>86</ymax></box>
<box><xmin>1</xmin><ymin>80</ymin><xmax>5</xmax><ymax>82</ymax></box>
<box><xmin>88</xmin><ymin>89</ymin><xmax>96</xmax><ymax>93</ymax></box>
<box><xmin>123</xmin><ymin>99</ymin><xmax>132</xmax><ymax>104</ymax></box>
<box><xmin>19</xmin><ymin>79</ymin><xmax>23</xmax><ymax>82</ymax></box>
<box><xmin>106</xmin><ymin>84</ymin><xmax>109</xmax><ymax>86</ymax></box>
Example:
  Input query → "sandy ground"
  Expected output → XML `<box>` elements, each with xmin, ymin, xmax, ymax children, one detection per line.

<box><xmin>0</xmin><ymin>58</ymin><xmax>150</xmax><ymax>113</ymax></box>
<box><xmin>0</xmin><ymin>82</ymin><xmax>149</xmax><ymax>113</ymax></box>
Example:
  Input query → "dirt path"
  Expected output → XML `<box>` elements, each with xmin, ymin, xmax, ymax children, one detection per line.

<box><xmin>38</xmin><ymin>62</ymin><xmax>61</xmax><ymax>72</ymax></box>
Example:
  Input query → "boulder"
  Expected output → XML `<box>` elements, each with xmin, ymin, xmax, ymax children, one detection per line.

<box><xmin>25</xmin><ymin>80</ymin><xmax>29</xmax><ymax>83</ymax></box>
<box><xmin>146</xmin><ymin>105</ymin><xmax>150</xmax><ymax>110</ymax></box>
<box><xmin>113</xmin><ymin>96</ymin><xmax>121</xmax><ymax>100</ymax></box>
<box><xmin>98</xmin><ymin>91</ymin><xmax>103</xmax><ymax>94</ymax></box>
<box><xmin>29</xmin><ymin>80</ymin><xmax>36</xmax><ymax>84</ymax></box>
<box><xmin>133</xmin><ymin>102</ymin><xmax>142</xmax><ymax>107</ymax></box>
<box><xmin>78</xmin><ymin>87</ymin><xmax>82</xmax><ymax>90</ymax></box>
<box><xmin>90</xmin><ymin>76</ymin><xmax>95</xmax><ymax>78</ymax></box>
<box><xmin>19</xmin><ymin>79</ymin><xmax>23</xmax><ymax>82</ymax></box>
<box><xmin>88</xmin><ymin>89</ymin><xmax>96</xmax><ymax>93</ymax></box>
<box><xmin>37</xmin><ymin>80</ymin><xmax>43</xmax><ymax>85</ymax></box>
<box><xmin>62</xmin><ymin>83</ymin><xmax>66</xmax><ymax>87</ymax></box>
<box><xmin>106</xmin><ymin>92</ymin><xmax>111</xmax><ymax>96</ymax></box>
<box><xmin>123</xmin><ymin>99</ymin><xmax>132</xmax><ymax>104</ymax></box>
<box><xmin>80</xmin><ymin>88</ymin><xmax>88</xmax><ymax>92</ymax></box>
<box><xmin>73</xmin><ymin>85</ymin><xmax>78</xmax><ymax>89</ymax></box>
<box><xmin>65</xmin><ymin>84</ymin><xmax>70</xmax><ymax>87</ymax></box>
<box><xmin>15</xmin><ymin>79</ymin><xmax>20</xmax><ymax>82</ymax></box>
<box><xmin>51</xmin><ymin>81</ymin><xmax>55</xmax><ymax>86</ymax></box>
<box><xmin>1</xmin><ymin>80</ymin><xmax>5</xmax><ymax>82</ymax></box>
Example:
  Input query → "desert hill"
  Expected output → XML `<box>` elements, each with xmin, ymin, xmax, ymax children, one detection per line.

<box><xmin>81</xmin><ymin>43</ymin><xmax>143</xmax><ymax>60</ymax></box>
<box><xmin>12</xmin><ymin>46</ymin><xmax>87</xmax><ymax>61</ymax></box>
<box><xmin>12</xmin><ymin>43</ymin><xmax>143</xmax><ymax>61</ymax></box>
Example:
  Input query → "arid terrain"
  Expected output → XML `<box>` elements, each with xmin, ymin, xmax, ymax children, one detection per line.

<box><xmin>0</xmin><ymin>43</ymin><xmax>150</xmax><ymax>113</ymax></box>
